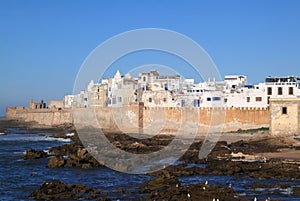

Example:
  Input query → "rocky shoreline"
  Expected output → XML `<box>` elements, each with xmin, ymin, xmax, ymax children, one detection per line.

<box><xmin>2</xmin><ymin>119</ymin><xmax>300</xmax><ymax>200</ymax></box>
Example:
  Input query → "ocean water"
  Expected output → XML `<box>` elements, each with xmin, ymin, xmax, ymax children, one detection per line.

<box><xmin>0</xmin><ymin>128</ymin><xmax>299</xmax><ymax>200</ymax></box>
<box><xmin>0</xmin><ymin>129</ymin><xmax>150</xmax><ymax>200</ymax></box>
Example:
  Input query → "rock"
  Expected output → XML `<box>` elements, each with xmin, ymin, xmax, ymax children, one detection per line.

<box><xmin>30</xmin><ymin>179</ymin><xmax>103</xmax><ymax>200</ymax></box>
<box><xmin>49</xmin><ymin>143</ymin><xmax>81</xmax><ymax>156</ymax></box>
<box><xmin>293</xmin><ymin>187</ymin><xmax>300</xmax><ymax>196</ymax></box>
<box><xmin>49</xmin><ymin>143</ymin><xmax>103</xmax><ymax>168</ymax></box>
<box><xmin>141</xmin><ymin>170</ymin><xmax>245</xmax><ymax>201</ymax></box>
<box><xmin>81</xmin><ymin>163</ymin><xmax>92</xmax><ymax>168</ymax></box>
<box><xmin>23</xmin><ymin>149</ymin><xmax>48</xmax><ymax>160</ymax></box>
<box><xmin>0</xmin><ymin>127</ymin><xmax>6</xmax><ymax>134</ymax></box>
<box><xmin>77</xmin><ymin>147</ymin><xmax>88</xmax><ymax>159</ymax></box>
<box><xmin>205</xmin><ymin>158</ymin><xmax>300</xmax><ymax>180</ymax></box>
<box><xmin>47</xmin><ymin>156</ymin><xmax>65</xmax><ymax>168</ymax></box>
<box><xmin>142</xmin><ymin>170</ymin><xmax>181</xmax><ymax>191</ymax></box>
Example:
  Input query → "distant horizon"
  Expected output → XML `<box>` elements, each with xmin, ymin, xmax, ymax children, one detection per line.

<box><xmin>1</xmin><ymin>1</ymin><xmax>300</xmax><ymax>116</ymax></box>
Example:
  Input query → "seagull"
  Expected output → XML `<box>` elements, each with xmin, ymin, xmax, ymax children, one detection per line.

<box><xmin>203</xmin><ymin>186</ymin><xmax>206</xmax><ymax>190</ymax></box>
<box><xmin>213</xmin><ymin>198</ymin><xmax>215</xmax><ymax>201</ymax></box>
<box><xmin>254</xmin><ymin>197</ymin><xmax>257</xmax><ymax>201</ymax></box>
<box><xmin>187</xmin><ymin>193</ymin><xmax>191</xmax><ymax>198</ymax></box>
<box><xmin>205</xmin><ymin>180</ymin><xmax>208</xmax><ymax>185</ymax></box>
<box><xmin>176</xmin><ymin>184</ymin><xmax>179</xmax><ymax>188</ymax></box>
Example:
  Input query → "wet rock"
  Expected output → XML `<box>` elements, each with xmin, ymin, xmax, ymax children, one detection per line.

<box><xmin>293</xmin><ymin>187</ymin><xmax>300</xmax><ymax>196</ymax></box>
<box><xmin>142</xmin><ymin>170</ymin><xmax>181</xmax><ymax>192</ymax></box>
<box><xmin>47</xmin><ymin>156</ymin><xmax>65</xmax><ymax>168</ymax></box>
<box><xmin>49</xmin><ymin>143</ymin><xmax>81</xmax><ymax>156</ymax></box>
<box><xmin>0</xmin><ymin>127</ymin><xmax>6</xmax><ymax>134</ymax></box>
<box><xmin>23</xmin><ymin>149</ymin><xmax>48</xmax><ymax>160</ymax></box>
<box><xmin>30</xmin><ymin>179</ymin><xmax>103</xmax><ymax>200</ymax></box>
<box><xmin>229</xmin><ymin>138</ymin><xmax>290</xmax><ymax>154</ymax></box>
<box><xmin>165</xmin><ymin>164</ymin><xmax>206</xmax><ymax>177</ymax></box>
<box><xmin>205</xmin><ymin>158</ymin><xmax>300</xmax><ymax>180</ymax></box>
<box><xmin>49</xmin><ymin>143</ymin><xmax>103</xmax><ymax>168</ymax></box>
<box><xmin>141</xmin><ymin>170</ymin><xmax>245</xmax><ymax>201</ymax></box>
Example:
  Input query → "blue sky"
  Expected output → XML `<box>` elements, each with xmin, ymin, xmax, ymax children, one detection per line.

<box><xmin>1</xmin><ymin>0</ymin><xmax>300</xmax><ymax>116</ymax></box>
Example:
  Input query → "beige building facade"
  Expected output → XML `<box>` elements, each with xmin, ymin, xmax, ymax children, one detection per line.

<box><xmin>269</xmin><ymin>98</ymin><xmax>300</xmax><ymax>136</ymax></box>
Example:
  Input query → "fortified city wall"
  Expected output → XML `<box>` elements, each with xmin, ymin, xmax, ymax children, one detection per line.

<box><xmin>6</xmin><ymin>104</ymin><xmax>269</xmax><ymax>133</ymax></box>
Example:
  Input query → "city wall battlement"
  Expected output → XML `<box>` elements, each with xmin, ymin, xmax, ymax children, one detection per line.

<box><xmin>6</xmin><ymin>104</ymin><xmax>269</xmax><ymax>133</ymax></box>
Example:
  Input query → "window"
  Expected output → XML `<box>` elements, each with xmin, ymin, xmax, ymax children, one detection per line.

<box><xmin>212</xmin><ymin>97</ymin><xmax>221</xmax><ymax>101</ymax></box>
<box><xmin>247</xmin><ymin>97</ymin><xmax>250</xmax><ymax>102</ymax></box>
<box><xmin>149</xmin><ymin>98</ymin><xmax>152</xmax><ymax>102</ymax></box>
<box><xmin>267</xmin><ymin>96</ymin><xmax>270</xmax><ymax>104</ymax></box>
<box><xmin>163</xmin><ymin>98</ymin><xmax>166</xmax><ymax>102</ymax></box>
<box><xmin>278</xmin><ymin>87</ymin><xmax>283</xmax><ymax>95</ymax></box>
<box><xmin>224</xmin><ymin>98</ymin><xmax>228</xmax><ymax>103</ymax></box>
<box><xmin>143</xmin><ymin>77</ymin><xmax>146</xmax><ymax>82</ymax></box>
<box><xmin>289</xmin><ymin>87</ymin><xmax>294</xmax><ymax>95</ymax></box>
<box><xmin>255</xmin><ymin>97</ymin><xmax>262</xmax><ymax>102</ymax></box>
<box><xmin>207</xmin><ymin>97</ymin><xmax>211</xmax><ymax>101</ymax></box>
<box><xmin>282</xmin><ymin>107</ymin><xmax>287</xmax><ymax>114</ymax></box>
<box><xmin>118</xmin><ymin>97</ymin><xmax>122</xmax><ymax>102</ymax></box>
<box><xmin>97</xmin><ymin>88</ymin><xmax>100</xmax><ymax>92</ymax></box>
<box><xmin>267</xmin><ymin>87</ymin><xmax>272</xmax><ymax>95</ymax></box>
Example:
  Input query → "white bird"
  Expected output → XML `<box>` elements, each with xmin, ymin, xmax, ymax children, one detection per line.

<box><xmin>254</xmin><ymin>197</ymin><xmax>257</xmax><ymax>201</ymax></box>
<box><xmin>217</xmin><ymin>199</ymin><xmax>219</xmax><ymax>201</ymax></box>
<box><xmin>203</xmin><ymin>186</ymin><xmax>206</xmax><ymax>190</ymax></box>
<box><xmin>213</xmin><ymin>198</ymin><xmax>215</xmax><ymax>201</ymax></box>
<box><xmin>205</xmin><ymin>180</ymin><xmax>208</xmax><ymax>185</ymax></box>
<box><xmin>187</xmin><ymin>193</ymin><xmax>191</xmax><ymax>198</ymax></box>
<box><xmin>176</xmin><ymin>184</ymin><xmax>179</xmax><ymax>188</ymax></box>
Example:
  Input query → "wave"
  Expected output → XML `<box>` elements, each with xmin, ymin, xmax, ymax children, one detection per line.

<box><xmin>66</xmin><ymin>133</ymin><xmax>75</xmax><ymax>137</ymax></box>
<box><xmin>0</xmin><ymin>134</ymin><xmax>71</xmax><ymax>142</ymax></box>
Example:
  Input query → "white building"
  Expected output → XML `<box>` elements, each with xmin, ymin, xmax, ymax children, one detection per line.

<box><xmin>63</xmin><ymin>70</ymin><xmax>300</xmax><ymax>110</ymax></box>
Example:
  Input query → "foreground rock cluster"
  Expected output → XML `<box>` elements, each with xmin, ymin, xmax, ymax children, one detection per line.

<box><xmin>30</xmin><ymin>179</ymin><xmax>104</xmax><ymax>200</ymax></box>
<box><xmin>25</xmin><ymin>130</ymin><xmax>300</xmax><ymax>200</ymax></box>
<box><xmin>141</xmin><ymin>170</ymin><xmax>246</xmax><ymax>201</ymax></box>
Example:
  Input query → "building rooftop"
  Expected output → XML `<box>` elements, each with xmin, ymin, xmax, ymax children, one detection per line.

<box><xmin>265</xmin><ymin>76</ymin><xmax>300</xmax><ymax>83</ymax></box>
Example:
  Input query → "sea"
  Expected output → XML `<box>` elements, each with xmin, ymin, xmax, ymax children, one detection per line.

<box><xmin>0</xmin><ymin>127</ymin><xmax>299</xmax><ymax>201</ymax></box>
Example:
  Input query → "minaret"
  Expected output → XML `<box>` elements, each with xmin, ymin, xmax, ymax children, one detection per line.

<box><xmin>114</xmin><ymin>70</ymin><xmax>121</xmax><ymax>79</ymax></box>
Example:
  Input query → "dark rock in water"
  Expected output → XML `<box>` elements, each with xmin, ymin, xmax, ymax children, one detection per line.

<box><xmin>49</xmin><ymin>143</ymin><xmax>81</xmax><ymax>156</ymax></box>
<box><xmin>141</xmin><ymin>170</ymin><xmax>246</xmax><ymax>201</ymax></box>
<box><xmin>30</xmin><ymin>179</ymin><xmax>104</xmax><ymax>200</ymax></box>
<box><xmin>206</xmin><ymin>158</ymin><xmax>300</xmax><ymax>180</ymax></box>
<box><xmin>294</xmin><ymin>187</ymin><xmax>300</xmax><ymax>196</ymax></box>
<box><xmin>48</xmin><ymin>144</ymin><xmax>103</xmax><ymax>168</ymax></box>
<box><xmin>23</xmin><ymin>149</ymin><xmax>48</xmax><ymax>160</ymax></box>
<box><xmin>47</xmin><ymin>156</ymin><xmax>65</xmax><ymax>168</ymax></box>
<box><xmin>141</xmin><ymin>170</ymin><xmax>181</xmax><ymax>192</ymax></box>
<box><xmin>0</xmin><ymin>127</ymin><xmax>6</xmax><ymax>134</ymax></box>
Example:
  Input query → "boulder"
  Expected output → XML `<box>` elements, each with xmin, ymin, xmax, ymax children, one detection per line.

<box><xmin>30</xmin><ymin>179</ymin><xmax>102</xmax><ymax>200</ymax></box>
<box><xmin>47</xmin><ymin>156</ymin><xmax>65</xmax><ymax>168</ymax></box>
<box><xmin>23</xmin><ymin>149</ymin><xmax>48</xmax><ymax>160</ymax></box>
